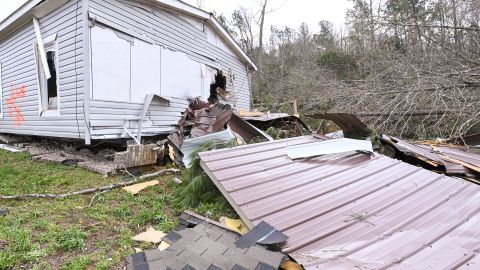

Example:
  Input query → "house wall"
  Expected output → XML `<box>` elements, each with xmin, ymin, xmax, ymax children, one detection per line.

<box><xmin>87</xmin><ymin>0</ymin><xmax>252</xmax><ymax>139</ymax></box>
<box><xmin>0</xmin><ymin>0</ymin><xmax>85</xmax><ymax>139</ymax></box>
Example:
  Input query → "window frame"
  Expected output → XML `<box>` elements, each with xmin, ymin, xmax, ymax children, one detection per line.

<box><xmin>35</xmin><ymin>34</ymin><xmax>60</xmax><ymax>117</ymax></box>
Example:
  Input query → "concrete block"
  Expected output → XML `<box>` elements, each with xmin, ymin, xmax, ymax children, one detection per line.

<box><xmin>114</xmin><ymin>144</ymin><xmax>158</xmax><ymax>169</ymax></box>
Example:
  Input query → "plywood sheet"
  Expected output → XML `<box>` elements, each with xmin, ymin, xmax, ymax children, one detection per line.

<box><xmin>91</xmin><ymin>26</ymin><xmax>131</xmax><ymax>102</ymax></box>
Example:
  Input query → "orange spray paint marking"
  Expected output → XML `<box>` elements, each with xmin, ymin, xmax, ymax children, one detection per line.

<box><xmin>6</xmin><ymin>83</ymin><xmax>26</xmax><ymax>127</ymax></box>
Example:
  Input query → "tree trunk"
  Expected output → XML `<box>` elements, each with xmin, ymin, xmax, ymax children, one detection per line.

<box><xmin>258</xmin><ymin>0</ymin><xmax>267</xmax><ymax>69</ymax></box>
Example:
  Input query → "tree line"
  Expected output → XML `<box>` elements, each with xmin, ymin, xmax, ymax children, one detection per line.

<box><xmin>216</xmin><ymin>0</ymin><xmax>480</xmax><ymax>139</ymax></box>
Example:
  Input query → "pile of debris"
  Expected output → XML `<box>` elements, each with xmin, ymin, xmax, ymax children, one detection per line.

<box><xmin>167</xmin><ymin>103</ymin><xmax>272</xmax><ymax>167</ymax></box>
<box><xmin>127</xmin><ymin>211</ymin><xmax>288</xmax><ymax>270</ymax></box>
<box><xmin>380</xmin><ymin>135</ymin><xmax>480</xmax><ymax>182</ymax></box>
<box><xmin>239</xmin><ymin>110</ymin><xmax>310</xmax><ymax>139</ymax></box>
<box><xmin>0</xmin><ymin>134</ymin><xmax>119</xmax><ymax>176</ymax></box>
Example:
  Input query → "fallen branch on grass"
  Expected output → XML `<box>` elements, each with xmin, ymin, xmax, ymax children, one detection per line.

<box><xmin>0</xmin><ymin>168</ymin><xmax>180</xmax><ymax>200</ymax></box>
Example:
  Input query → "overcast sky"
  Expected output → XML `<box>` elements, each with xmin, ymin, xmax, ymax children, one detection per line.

<box><xmin>0</xmin><ymin>0</ymin><xmax>351</xmax><ymax>37</ymax></box>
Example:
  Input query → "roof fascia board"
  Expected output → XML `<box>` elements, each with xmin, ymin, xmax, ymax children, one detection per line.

<box><xmin>31</xmin><ymin>0</ymin><xmax>70</xmax><ymax>18</ymax></box>
<box><xmin>0</xmin><ymin>0</ymin><xmax>70</xmax><ymax>41</ymax></box>
<box><xmin>0</xmin><ymin>0</ymin><xmax>42</xmax><ymax>33</ymax></box>
<box><xmin>0</xmin><ymin>0</ymin><xmax>257</xmax><ymax>70</ymax></box>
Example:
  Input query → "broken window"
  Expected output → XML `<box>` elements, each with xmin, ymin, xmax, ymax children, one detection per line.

<box><xmin>36</xmin><ymin>36</ymin><xmax>59</xmax><ymax>114</ymax></box>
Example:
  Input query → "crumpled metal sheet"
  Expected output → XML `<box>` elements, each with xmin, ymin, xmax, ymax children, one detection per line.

<box><xmin>241</xmin><ymin>113</ymin><xmax>310</xmax><ymax>133</ymax></box>
<box><xmin>305</xmin><ymin>113</ymin><xmax>371</xmax><ymax>139</ymax></box>
<box><xmin>228</xmin><ymin>114</ymin><xmax>273</xmax><ymax>143</ymax></box>
<box><xmin>181</xmin><ymin>126</ymin><xmax>236</xmax><ymax>168</ymax></box>
<box><xmin>380</xmin><ymin>135</ymin><xmax>480</xmax><ymax>177</ymax></box>
<box><xmin>190</xmin><ymin>104</ymin><xmax>233</xmax><ymax>138</ymax></box>
<box><xmin>198</xmin><ymin>135</ymin><xmax>480</xmax><ymax>269</ymax></box>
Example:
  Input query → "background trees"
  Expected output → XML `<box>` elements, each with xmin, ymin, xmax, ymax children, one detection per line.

<box><xmin>217</xmin><ymin>0</ymin><xmax>480</xmax><ymax>139</ymax></box>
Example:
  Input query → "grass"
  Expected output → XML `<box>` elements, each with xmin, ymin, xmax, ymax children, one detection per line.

<box><xmin>0</xmin><ymin>149</ymin><xmax>234</xmax><ymax>269</ymax></box>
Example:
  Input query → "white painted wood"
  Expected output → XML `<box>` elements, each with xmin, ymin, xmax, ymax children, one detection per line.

<box><xmin>32</xmin><ymin>17</ymin><xmax>51</xmax><ymax>79</ymax></box>
<box><xmin>37</xmin><ymin>40</ymin><xmax>60</xmax><ymax>114</ymax></box>
<box><xmin>43</xmin><ymin>33</ymin><xmax>57</xmax><ymax>44</ymax></box>
<box><xmin>91</xmin><ymin>26</ymin><xmax>131</xmax><ymax>102</ymax></box>
<box><xmin>161</xmin><ymin>48</ymin><xmax>202</xmax><ymax>98</ymax></box>
<box><xmin>131</xmin><ymin>40</ymin><xmax>161</xmax><ymax>103</ymax></box>
<box><xmin>201</xmin><ymin>64</ymin><xmax>216</xmax><ymax>100</ymax></box>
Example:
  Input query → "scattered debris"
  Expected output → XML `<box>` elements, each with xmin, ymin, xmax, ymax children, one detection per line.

<box><xmin>157</xmin><ymin>241</ymin><xmax>170</xmax><ymax>251</ymax></box>
<box><xmin>209</xmin><ymin>70</ymin><xmax>228</xmax><ymax>104</ymax></box>
<box><xmin>241</xmin><ymin>113</ymin><xmax>310</xmax><ymax>138</ymax></box>
<box><xmin>132</xmin><ymin>226</ymin><xmax>166</xmax><ymax>244</ymax></box>
<box><xmin>190</xmin><ymin>104</ymin><xmax>233</xmax><ymax>138</ymax></box>
<box><xmin>181</xmin><ymin>127</ymin><xmax>236</xmax><ymax>168</ymax></box>
<box><xmin>220</xmin><ymin>217</ymin><xmax>249</xmax><ymax>235</ymax></box>
<box><xmin>0</xmin><ymin>168</ymin><xmax>179</xmax><ymax>200</ymax></box>
<box><xmin>305</xmin><ymin>113</ymin><xmax>371</xmax><ymax>139</ymax></box>
<box><xmin>178</xmin><ymin>210</ymin><xmax>226</xmax><ymax>230</ymax></box>
<box><xmin>126</xmin><ymin>213</ymin><xmax>285</xmax><ymax>270</ymax></box>
<box><xmin>380</xmin><ymin>135</ymin><xmax>480</xmax><ymax>180</ymax></box>
<box><xmin>167</xmin><ymin>103</ymin><xmax>272</xmax><ymax>167</ymax></box>
<box><xmin>229</xmin><ymin>114</ymin><xmax>274</xmax><ymax>143</ymax></box>
<box><xmin>235</xmin><ymin>221</ymin><xmax>288</xmax><ymax>249</ymax></box>
<box><xmin>0</xmin><ymin>208</ymin><xmax>10</xmax><ymax>216</ymax></box>
<box><xmin>172</xmin><ymin>177</ymin><xmax>183</xmax><ymax>184</ymax></box>
<box><xmin>281</xmin><ymin>260</ymin><xmax>304</xmax><ymax>270</ymax></box>
<box><xmin>123</xmin><ymin>180</ymin><xmax>160</xmax><ymax>195</ymax></box>
<box><xmin>26</xmin><ymin>141</ymin><xmax>117</xmax><ymax>176</ymax></box>
<box><xmin>0</xmin><ymin>144</ymin><xmax>26</xmax><ymax>153</ymax></box>
<box><xmin>287</xmin><ymin>138</ymin><xmax>373</xmax><ymax>159</ymax></box>
<box><xmin>198</xmin><ymin>135</ymin><xmax>480</xmax><ymax>268</ymax></box>
<box><xmin>114</xmin><ymin>144</ymin><xmax>159</xmax><ymax>169</ymax></box>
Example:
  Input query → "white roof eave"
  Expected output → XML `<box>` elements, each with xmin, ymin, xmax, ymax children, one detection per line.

<box><xmin>0</xmin><ymin>0</ymin><xmax>257</xmax><ymax>71</ymax></box>
<box><xmin>0</xmin><ymin>0</ymin><xmax>43</xmax><ymax>34</ymax></box>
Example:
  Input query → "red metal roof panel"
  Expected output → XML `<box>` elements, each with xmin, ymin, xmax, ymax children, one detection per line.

<box><xmin>198</xmin><ymin>136</ymin><xmax>480</xmax><ymax>269</ymax></box>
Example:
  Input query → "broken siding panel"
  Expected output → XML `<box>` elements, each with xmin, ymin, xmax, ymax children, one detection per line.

<box><xmin>88</xmin><ymin>98</ymin><xmax>188</xmax><ymax>138</ymax></box>
<box><xmin>0</xmin><ymin>0</ymin><xmax>84</xmax><ymax>139</ymax></box>
<box><xmin>88</xmin><ymin>0</ymin><xmax>251</xmax><ymax>109</ymax></box>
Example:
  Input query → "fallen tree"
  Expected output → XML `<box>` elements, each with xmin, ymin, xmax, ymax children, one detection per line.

<box><xmin>0</xmin><ymin>168</ymin><xmax>179</xmax><ymax>200</ymax></box>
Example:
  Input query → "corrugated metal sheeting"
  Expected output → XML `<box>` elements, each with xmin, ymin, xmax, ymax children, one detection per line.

<box><xmin>198</xmin><ymin>136</ymin><xmax>480</xmax><ymax>269</ymax></box>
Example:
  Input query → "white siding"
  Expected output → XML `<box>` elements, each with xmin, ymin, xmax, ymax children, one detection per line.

<box><xmin>87</xmin><ymin>0</ymin><xmax>252</xmax><ymax>139</ymax></box>
<box><xmin>0</xmin><ymin>0</ymin><xmax>84</xmax><ymax>139</ymax></box>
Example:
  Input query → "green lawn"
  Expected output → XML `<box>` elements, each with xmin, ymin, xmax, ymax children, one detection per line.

<box><xmin>0</xmin><ymin>150</ymin><xmax>231</xmax><ymax>270</ymax></box>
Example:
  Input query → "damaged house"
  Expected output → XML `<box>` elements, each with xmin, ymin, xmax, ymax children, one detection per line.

<box><xmin>0</xmin><ymin>0</ymin><xmax>256</xmax><ymax>145</ymax></box>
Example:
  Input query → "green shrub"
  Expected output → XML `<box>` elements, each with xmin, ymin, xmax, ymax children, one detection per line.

<box><xmin>172</xmin><ymin>140</ymin><xmax>237</xmax><ymax>208</ymax></box>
